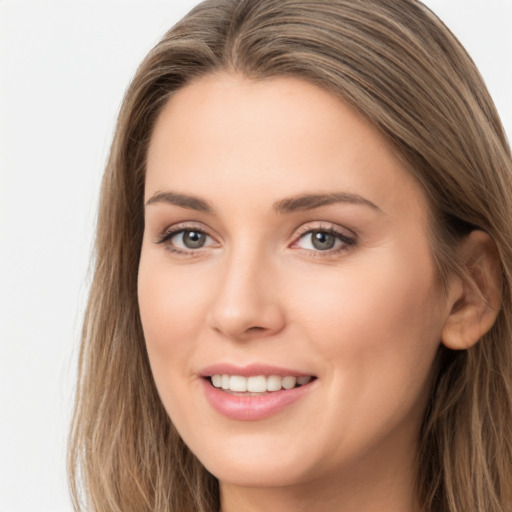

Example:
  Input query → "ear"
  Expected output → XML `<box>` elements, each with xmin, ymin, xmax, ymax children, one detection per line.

<box><xmin>441</xmin><ymin>230</ymin><xmax>502</xmax><ymax>350</ymax></box>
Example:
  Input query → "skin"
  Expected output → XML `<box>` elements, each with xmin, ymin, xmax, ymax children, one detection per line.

<box><xmin>138</xmin><ymin>73</ymin><xmax>463</xmax><ymax>512</ymax></box>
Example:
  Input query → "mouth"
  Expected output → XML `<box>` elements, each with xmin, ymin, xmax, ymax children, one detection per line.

<box><xmin>200</xmin><ymin>367</ymin><xmax>317</xmax><ymax>420</ymax></box>
<box><xmin>207</xmin><ymin>374</ymin><xmax>316</xmax><ymax>395</ymax></box>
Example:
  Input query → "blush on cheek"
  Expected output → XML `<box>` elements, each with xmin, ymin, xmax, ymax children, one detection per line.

<box><xmin>138</xmin><ymin>270</ymin><xmax>208</xmax><ymax>383</ymax></box>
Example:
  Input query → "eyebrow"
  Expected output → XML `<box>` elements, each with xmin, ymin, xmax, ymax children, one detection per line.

<box><xmin>272</xmin><ymin>192</ymin><xmax>381</xmax><ymax>214</ymax></box>
<box><xmin>145</xmin><ymin>191</ymin><xmax>213</xmax><ymax>213</ymax></box>
<box><xmin>145</xmin><ymin>190</ymin><xmax>381</xmax><ymax>214</ymax></box>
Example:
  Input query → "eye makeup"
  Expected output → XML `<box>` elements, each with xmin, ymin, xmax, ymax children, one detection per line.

<box><xmin>154</xmin><ymin>220</ymin><xmax>358</xmax><ymax>259</ymax></box>
<box><xmin>291</xmin><ymin>222</ymin><xmax>358</xmax><ymax>258</ymax></box>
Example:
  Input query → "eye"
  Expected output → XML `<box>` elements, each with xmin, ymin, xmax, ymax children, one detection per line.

<box><xmin>302</xmin><ymin>230</ymin><xmax>338</xmax><ymax>250</ymax></box>
<box><xmin>294</xmin><ymin>227</ymin><xmax>356</xmax><ymax>253</ymax></box>
<box><xmin>157</xmin><ymin>227</ymin><xmax>217</xmax><ymax>253</ymax></box>
<box><xmin>173</xmin><ymin>230</ymin><xmax>209</xmax><ymax>249</ymax></box>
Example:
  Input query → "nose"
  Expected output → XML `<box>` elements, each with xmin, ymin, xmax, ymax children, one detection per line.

<box><xmin>207</xmin><ymin>246</ymin><xmax>286</xmax><ymax>341</ymax></box>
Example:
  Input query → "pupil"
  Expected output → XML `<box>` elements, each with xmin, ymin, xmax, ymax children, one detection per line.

<box><xmin>183</xmin><ymin>231</ymin><xmax>205</xmax><ymax>248</ymax></box>
<box><xmin>312</xmin><ymin>231</ymin><xmax>335</xmax><ymax>250</ymax></box>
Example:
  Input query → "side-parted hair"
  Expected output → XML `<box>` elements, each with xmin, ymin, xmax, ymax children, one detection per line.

<box><xmin>68</xmin><ymin>1</ymin><xmax>512</xmax><ymax>511</ymax></box>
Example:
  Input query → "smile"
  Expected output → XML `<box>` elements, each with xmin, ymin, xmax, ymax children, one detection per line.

<box><xmin>210</xmin><ymin>374</ymin><xmax>314</xmax><ymax>393</ymax></box>
<box><xmin>200</xmin><ymin>367</ymin><xmax>317</xmax><ymax>421</ymax></box>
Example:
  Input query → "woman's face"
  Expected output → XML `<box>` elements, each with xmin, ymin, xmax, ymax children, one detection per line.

<box><xmin>138</xmin><ymin>74</ymin><xmax>452</xmax><ymax>492</ymax></box>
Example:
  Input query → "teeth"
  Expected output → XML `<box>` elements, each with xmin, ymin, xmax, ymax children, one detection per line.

<box><xmin>229</xmin><ymin>375</ymin><xmax>247</xmax><ymax>392</ymax></box>
<box><xmin>210</xmin><ymin>374</ymin><xmax>313</xmax><ymax>393</ymax></box>
<box><xmin>211</xmin><ymin>374</ymin><xmax>222</xmax><ymax>388</ymax></box>
<box><xmin>247</xmin><ymin>375</ymin><xmax>267</xmax><ymax>393</ymax></box>
<box><xmin>282</xmin><ymin>376</ymin><xmax>297</xmax><ymax>390</ymax></box>
<box><xmin>297</xmin><ymin>376</ymin><xmax>311</xmax><ymax>386</ymax></box>
<box><xmin>266</xmin><ymin>375</ymin><xmax>282</xmax><ymax>392</ymax></box>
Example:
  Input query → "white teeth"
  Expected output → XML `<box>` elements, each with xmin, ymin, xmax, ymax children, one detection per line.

<box><xmin>266</xmin><ymin>375</ymin><xmax>282</xmax><ymax>392</ymax></box>
<box><xmin>247</xmin><ymin>375</ymin><xmax>267</xmax><ymax>393</ymax></box>
<box><xmin>281</xmin><ymin>376</ymin><xmax>297</xmax><ymax>390</ymax></box>
<box><xmin>210</xmin><ymin>374</ymin><xmax>313</xmax><ymax>392</ymax></box>
<box><xmin>229</xmin><ymin>375</ymin><xmax>247</xmax><ymax>392</ymax></box>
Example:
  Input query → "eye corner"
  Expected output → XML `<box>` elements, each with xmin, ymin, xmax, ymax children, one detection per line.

<box><xmin>290</xmin><ymin>222</ymin><xmax>358</xmax><ymax>256</ymax></box>
<box><xmin>152</xmin><ymin>222</ymin><xmax>221</xmax><ymax>256</ymax></box>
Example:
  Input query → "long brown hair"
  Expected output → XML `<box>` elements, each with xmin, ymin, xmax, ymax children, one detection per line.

<box><xmin>68</xmin><ymin>1</ymin><xmax>512</xmax><ymax>511</ymax></box>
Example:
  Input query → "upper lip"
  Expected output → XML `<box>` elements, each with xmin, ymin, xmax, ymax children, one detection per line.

<box><xmin>199</xmin><ymin>363</ymin><xmax>316</xmax><ymax>378</ymax></box>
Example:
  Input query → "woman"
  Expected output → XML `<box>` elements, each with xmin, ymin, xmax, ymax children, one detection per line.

<box><xmin>68</xmin><ymin>1</ymin><xmax>512</xmax><ymax>511</ymax></box>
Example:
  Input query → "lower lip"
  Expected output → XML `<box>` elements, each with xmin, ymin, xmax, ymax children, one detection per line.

<box><xmin>201</xmin><ymin>378</ymin><xmax>315</xmax><ymax>421</ymax></box>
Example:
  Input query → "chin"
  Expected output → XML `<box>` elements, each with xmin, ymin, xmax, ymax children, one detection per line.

<box><xmin>185</xmin><ymin>432</ymin><xmax>317</xmax><ymax>488</ymax></box>
<box><xmin>204</xmin><ymin>457</ymin><xmax>309</xmax><ymax>488</ymax></box>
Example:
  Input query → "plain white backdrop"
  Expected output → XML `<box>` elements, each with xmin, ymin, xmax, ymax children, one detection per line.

<box><xmin>0</xmin><ymin>1</ymin><xmax>511</xmax><ymax>511</ymax></box>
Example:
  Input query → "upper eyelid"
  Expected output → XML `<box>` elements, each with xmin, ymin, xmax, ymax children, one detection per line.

<box><xmin>290</xmin><ymin>223</ymin><xmax>358</xmax><ymax>253</ymax></box>
<box><xmin>293</xmin><ymin>222</ymin><xmax>356</xmax><ymax>239</ymax></box>
<box><xmin>154</xmin><ymin>220</ymin><xmax>356</xmax><ymax>246</ymax></box>
<box><xmin>155</xmin><ymin>222</ymin><xmax>218</xmax><ymax>246</ymax></box>
<box><xmin>158</xmin><ymin>221</ymin><xmax>214</xmax><ymax>237</ymax></box>
<box><xmin>156</xmin><ymin>228</ymin><xmax>219</xmax><ymax>256</ymax></box>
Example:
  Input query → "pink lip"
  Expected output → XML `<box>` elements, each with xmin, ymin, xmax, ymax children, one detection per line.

<box><xmin>199</xmin><ymin>363</ymin><xmax>314</xmax><ymax>378</ymax></box>
<box><xmin>199</xmin><ymin>364</ymin><xmax>317</xmax><ymax>421</ymax></box>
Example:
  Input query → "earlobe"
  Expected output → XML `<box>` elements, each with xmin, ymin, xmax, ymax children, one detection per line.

<box><xmin>441</xmin><ymin>230</ymin><xmax>502</xmax><ymax>350</ymax></box>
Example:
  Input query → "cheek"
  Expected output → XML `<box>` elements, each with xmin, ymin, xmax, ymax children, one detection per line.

<box><xmin>285</xmin><ymin>253</ymin><xmax>444</xmax><ymax>461</ymax></box>
<box><xmin>137</xmin><ymin>255</ymin><xmax>215</xmax><ymax>434</ymax></box>
<box><xmin>137</xmin><ymin>253</ymin><xmax>210</xmax><ymax>380</ymax></box>
<box><xmin>290</xmin><ymin>248</ymin><xmax>443</xmax><ymax>397</ymax></box>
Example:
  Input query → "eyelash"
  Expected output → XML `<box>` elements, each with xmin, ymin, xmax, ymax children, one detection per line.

<box><xmin>293</xmin><ymin>224</ymin><xmax>357</xmax><ymax>257</ymax></box>
<box><xmin>155</xmin><ymin>223</ymin><xmax>215</xmax><ymax>256</ymax></box>
<box><xmin>155</xmin><ymin>223</ymin><xmax>357</xmax><ymax>257</ymax></box>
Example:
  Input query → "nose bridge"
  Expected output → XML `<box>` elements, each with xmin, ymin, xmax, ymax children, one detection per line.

<box><xmin>208</xmin><ymin>238</ymin><xmax>284</xmax><ymax>339</ymax></box>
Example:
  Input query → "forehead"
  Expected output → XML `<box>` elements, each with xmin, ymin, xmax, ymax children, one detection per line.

<box><xmin>145</xmin><ymin>73</ymin><xmax>429</xmax><ymax>223</ymax></box>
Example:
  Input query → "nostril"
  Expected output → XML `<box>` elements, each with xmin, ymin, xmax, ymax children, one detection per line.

<box><xmin>246</xmin><ymin>326</ymin><xmax>265</xmax><ymax>332</ymax></box>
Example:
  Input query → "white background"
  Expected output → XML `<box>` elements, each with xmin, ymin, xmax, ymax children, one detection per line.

<box><xmin>0</xmin><ymin>1</ymin><xmax>511</xmax><ymax>511</ymax></box>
